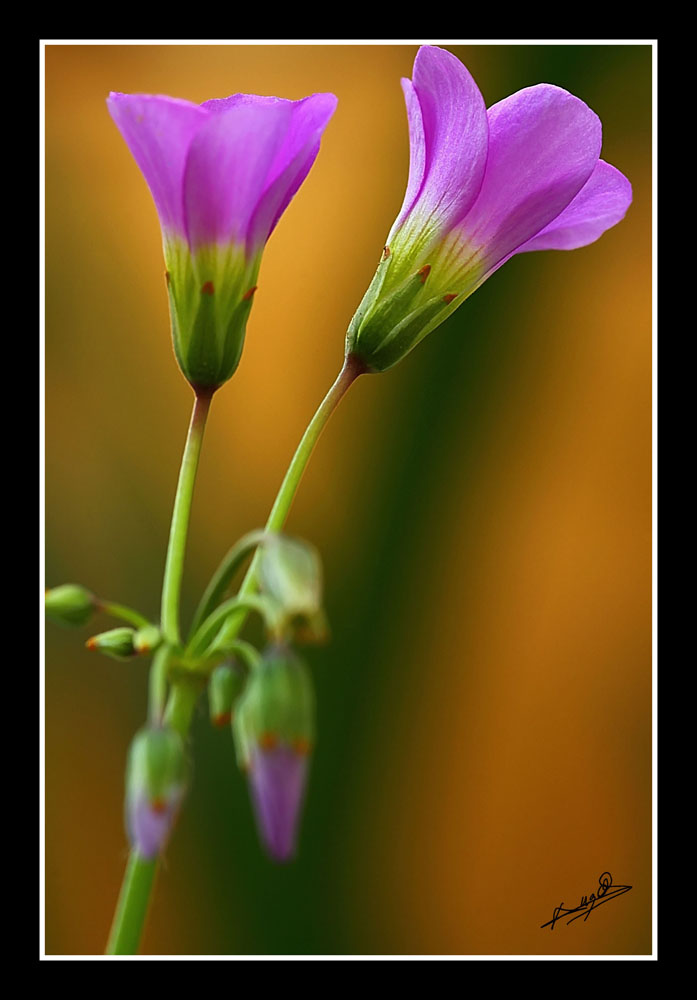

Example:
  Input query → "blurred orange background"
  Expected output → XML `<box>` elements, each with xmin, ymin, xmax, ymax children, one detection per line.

<box><xmin>44</xmin><ymin>43</ymin><xmax>652</xmax><ymax>955</ymax></box>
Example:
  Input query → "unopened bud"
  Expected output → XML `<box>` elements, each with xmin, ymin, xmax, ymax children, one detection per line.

<box><xmin>85</xmin><ymin>627</ymin><xmax>137</xmax><ymax>660</ymax></box>
<box><xmin>45</xmin><ymin>584</ymin><xmax>95</xmax><ymax>627</ymax></box>
<box><xmin>133</xmin><ymin>624</ymin><xmax>162</xmax><ymax>655</ymax></box>
<box><xmin>125</xmin><ymin>727</ymin><xmax>187</xmax><ymax>859</ymax></box>
<box><xmin>258</xmin><ymin>535</ymin><xmax>322</xmax><ymax>622</ymax></box>
<box><xmin>234</xmin><ymin>643</ymin><xmax>314</xmax><ymax>862</ymax></box>
<box><xmin>208</xmin><ymin>661</ymin><xmax>246</xmax><ymax>727</ymax></box>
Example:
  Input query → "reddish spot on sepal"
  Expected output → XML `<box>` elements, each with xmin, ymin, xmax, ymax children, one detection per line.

<box><xmin>292</xmin><ymin>737</ymin><xmax>312</xmax><ymax>756</ymax></box>
<box><xmin>443</xmin><ymin>293</ymin><xmax>458</xmax><ymax>304</ymax></box>
<box><xmin>212</xmin><ymin>712</ymin><xmax>232</xmax><ymax>728</ymax></box>
<box><xmin>242</xmin><ymin>285</ymin><xmax>258</xmax><ymax>301</ymax></box>
<box><xmin>165</xmin><ymin>271</ymin><xmax>171</xmax><ymax>287</ymax></box>
<box><xmin>382</xmin><ymin>246</ymin><xmax>391</xmax><ymax>261</ymax></box>
<box><xmin>201</xmin><ymin>281</ymin><xmax>215</xmax><ymax>295</ymax></box>
<box><xmin>418</xmin><ymin>264</ymin><xmax>431</xmax><ymax>284</ymax></box>
<box><xmin>150</xmin><ymin>797</ymin><xmax>167</xmax><ymax>814</ymax></box>
<box><xmin>259</xmin><ymin>731</ymin><xmax>279</xmax><ymax>751</ymax></box>
<box><xmin>85</xmin><ymin>637</ymin><xmax>97</xmax><ymax>651</ymax></box>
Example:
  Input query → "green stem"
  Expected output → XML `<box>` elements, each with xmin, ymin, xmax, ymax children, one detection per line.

<box><xmin>214</xmin><ymin>354</ymin><xmax>364</xmax><ymax>649</ymax></box>
<box><xmin>164</xmin><ymin>677</ymin><xmax>203</xmax><ymax>736</ymax></box>
<box><xmin>160</xmin><ymin>390</ymin><xmax>213</xmax><ymax>647</ymax></box>
<box><xmin>106</xmin><ymin>851</ymin><xmax>157</xmax><ymax>955</ymax></box>
<box><xmin>188</xmin><ymin>529</ymin><xmax>267</xmax><ymax>640</ymax></box>
<box><xmin>148</xmin><ymin>644</ymin><xmax>172</xmax><ymax>725</ymax></box>
<box><xmin>106</xmin><ymin>391</ymin><xmax>212</xmax><ymax>956</ymax></box>
<box><xmin>98</xmin><ymin>601</ymin><xmax>151</xmax><ymax>630</ymax></box>
<box><xmin>187</xmin><ymin>594</ymin><xmax>274</xmax><ymax>659</ymax></box>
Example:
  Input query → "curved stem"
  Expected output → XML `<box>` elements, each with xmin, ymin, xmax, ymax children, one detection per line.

<box><xmin>188</xmin><ymin>529</ymin><xmax>267</xmax><ymax>640</ymax></box>
<box><xmin>186</xmin><ymin>594</ymin><xmax>273</xmax><ymax>659</ymax></box>
<box><xmin>98</xmin><ymin>601</ymin><xmax>151</xmax><ymax>630</ymax></box>
<box><xmin>214</xmin><ymin>354</ymin><xmax>364</xmax><ymax>649</ymax></box>
<box><xmin>160</xmin><ymin>390</ymin><xmax>213</xmax><ymax>647</ymax></box>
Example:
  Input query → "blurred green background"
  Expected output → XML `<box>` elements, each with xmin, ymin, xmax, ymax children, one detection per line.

<box><xmin>45</xmin><ymin>43</ymin><xmax>652</xmax><ymax>955</ymax></box>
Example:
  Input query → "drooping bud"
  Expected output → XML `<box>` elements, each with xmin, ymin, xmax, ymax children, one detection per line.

<box><xmin>258</xmin><ymin>534</ymin><xmax>322</xmax><ymax>625</ymax></box>
<box><xmin>133</xmin><ymin>624</ymin><xmax>162</xmax><ymax>656</ymax></box>
<box><xmin>208</xmin><ymin>660</ymin><xmax>246</xmax><ymax>727</ymax></box>
<box><xmin>125</xmin><ymin>727</ymin><xmax>187</xmax><ymax>860</ymax></box>
<box><xmin>233</xmin><ymin>643</ymin><xmax>314</xmax><ymax>862</ymax></box>
<box><xmin>85</xmin><ymin>627</ymin><xmax>137</xmax><ymax>660</ymax></box>
<box><xmin>45</xmin><ymin>584</ymin><xmax>95</xmax><ymax>627</ymax></box>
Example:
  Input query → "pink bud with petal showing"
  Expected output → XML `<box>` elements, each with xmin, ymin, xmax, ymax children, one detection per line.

<box><xmin>346</xmin><ymin>46</ymin><xmax>632</xmax><ymax>373</ymax></box>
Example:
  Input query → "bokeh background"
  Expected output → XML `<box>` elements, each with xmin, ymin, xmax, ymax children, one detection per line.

<box><xmin>44</xmin><ymin>43</ymin><xmax>652</xmax><ymax>956</ymax></box>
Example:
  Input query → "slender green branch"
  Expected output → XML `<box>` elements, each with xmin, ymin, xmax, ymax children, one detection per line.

<box><xmin>164</xmin><ymin>677</ymin><xmax>203</xmax><ymax>736</ymax></box>
<box><xmin>148</xmin><ymin>644</ymin><xmax>172</xmax><ymax>725</ymax></box>
<box><xmin>188</xmin><ymin>529</ymin><xmax>267</xmax><ymax>640</ymax></box>
<box><xmin>187</xmin><ymin>594</ymin><xmax>273</xmax><ymax>659</ymax></box>
<box><xmin>106</xmin><ymin>852</ymin><xmax>157</xmax><ymax>955</ymax></box>
<box><xmin>97</xmin><ymin>600</ymin><xmax>151</xmax><ymax>630</ymax></box>
<box><xmin>219</xmin><ymin>638</ymin><xmax>262</xmax><ymax>672</ymax></box>
<box><xmin>214</xmin><ymin>354</ymin><xmax>364</xmax><ymax>650</ymax></box>
<box><xmin>160</xmin><ymin>390</ymin><xmax>214</xmax><ymax>646</ymax></box>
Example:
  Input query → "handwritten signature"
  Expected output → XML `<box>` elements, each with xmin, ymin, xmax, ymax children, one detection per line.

<box><xmin>541</xmin><ymin>872</ymin><xmax>632</xmax><ymax>929</ymax></box>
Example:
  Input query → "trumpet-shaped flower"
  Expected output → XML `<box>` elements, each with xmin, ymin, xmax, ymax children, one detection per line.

<box><xmin>346</xmin><ymin>46</ymin><xmax>632</xmax><ymax>373</ymax></box>
<box><xmin>108</xmin><ymin>89</ymin><xmax>337</xmax><ymax>390</ymax></box>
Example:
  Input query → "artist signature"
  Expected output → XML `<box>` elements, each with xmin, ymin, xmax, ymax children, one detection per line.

<box><xmin>541</xmin><ymin>872</ymin><xmax>632</xmax><ymax>929</ymax></box>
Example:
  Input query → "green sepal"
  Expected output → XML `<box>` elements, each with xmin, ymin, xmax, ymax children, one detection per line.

<box><xmin>208</xmin><ymin>660</ymin><xmax>247</xmax><ymax>727</ymax></box>
<box><xmin>133</xmin><ymin>624</ymin><xmax>162</xmax><ymax>656</ymax></box>
<box><xmin>165</xmin><ymin>239</ymin><xmax>260</xmax><ymax>391</ymax></box>
<box><xmin>360</xmin><ymin>294</ymin><xmax>457</xmax><ymax>373</ymax></box>
<box><xmin>127</xmin><ymin>726</ymin><xmax>188</xmax><ymax>803</ymax></box>
<box><xmin>258</xmin><ymin>534</ymin><xmax>323</xmax><ymax>623</ymax></box>
<box><xmin>86</xmin><ymin>626</ymin><xmax>137</xmax><ymax>660</ymax></box>
<box><xmin>233</xmin><ymin>643</ymin><xmax>315</xmax><ymax>769</ymax></box>
<box><xmin>45</xmin><ymin>584</ymin><xmax>95</xmax><ymax>627</ymax></box>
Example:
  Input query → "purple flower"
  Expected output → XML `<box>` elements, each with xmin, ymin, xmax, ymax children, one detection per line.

<box><xmin>346</xmin><ymin>46</ymin><xmax>632</xmax><ymax>373</ymax></box>
<box><xmin>232</xmin><ymin>643</ymin><xmax>315</xmax><ymax>862</ymax></box>
<box><xmin>108</xmin><ymin>89</ymin><xmax>337</xmax><ymax>390</ymax></box>
<box><xmin>125</xmin><ymin>727</ymin><xmax>187</xmax><ymax>860</ymax></box>
<box><xmin>128</xmin><ymin>790</ymin><xmax>184</xmax><ymax>861</ymax></box>
<box><xmin>248</xmin><ymin>740</ymin><xmax>310</xmax><ymax>863</ymax></box>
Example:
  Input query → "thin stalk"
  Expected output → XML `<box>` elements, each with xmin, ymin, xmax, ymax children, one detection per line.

<box><xmin>98</xmin><ymin>601</ymin><xmax>151</xmax><ymax>630</ymax></box>
<box><xmin>106</xmin><ymin>852</ymin><xmax>157</xmax><ymax>955</ymax></box>
<box><xmin>160</xmin><ymin>390</ymin><xmax>213</xmax><ymax>646</ymax></box>
<box><xmin>214</xmin><ymin>354</ymin><xmax>364</xmax><ymax>649</ymax></box>
<box><xmin>106</xmin><ymin>390</ymin><xmax>212</xmax><ymax>956</ymax></box>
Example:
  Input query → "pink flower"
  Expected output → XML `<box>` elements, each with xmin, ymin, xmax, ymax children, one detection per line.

<box><xmin>108</xmin><ymin>90</ymin><xmax>337</xmax><ymax>389</ymax></box>
<box><xmin>346</xmin><ymin>46</ymin><xmax>632</xmax><ymax>372</ymax></box>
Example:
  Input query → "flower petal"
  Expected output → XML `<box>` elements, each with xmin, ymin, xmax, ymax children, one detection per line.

<box><xmin>518</xmin><ymin>159</ymin><xmax>632</xmax><ymax>253</ymax></box>
<box><xmin>391</xmin><ymin>45</ymin><xmax>488</xmax><ymax>244</ymax></box>
<box><xmin>248</xmin><ymin>92</ymin><xmax>338</xmax><ymax>252</ymax></box>
<box><xmin>458</xmin><ymin>84</ymin><xmax>602</xmax><ymax>275</ymax></box>
<box><xmin>183</xmin><ymin>99</ymin><xmax>293</xmax><ymax>249</ymax></box>
<box><xmin>248</xmin><ymin>744</ymin><xmax>308</xmax><ymax>862</ymax></box>
<box><xmin>107</xmin><ymin>93</ymin><xmax>208</xmax><ymax>237</ymax></box>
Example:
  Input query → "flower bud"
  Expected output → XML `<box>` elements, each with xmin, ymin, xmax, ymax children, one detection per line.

<box><xmin>233</xmin><ymin>643</ymin><xmax>314</xmax><ymax>862</ymax></box>
<box><xmin>258</xmin><ymin>534</ymin><xmax>322</xmax><ymax>622</ymax></box>
<box><xmin>85</xmin><ymin>627</ymin><xmax>137</xmax><ymax>660</ymax></box>
<box><xmin>45</xmin><ymin>584</ymin><xmax>95</xmax><ymax>627</ymax></box>
<box><xmin>208</xmin><ymin>661</ymin><xmax>246</xmax><ymax>727</ymax></box>
<box><xmin>125</xmin><ymin>727</ymin><xmax>187</xmax><ymax>860</ymax></box>
<box><xmin>133</xmin><ymin>624</ymin><xmax>162</xmax><ymax>655</ymax></box>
